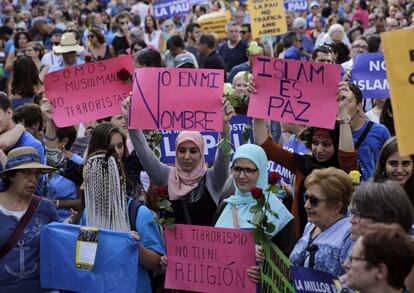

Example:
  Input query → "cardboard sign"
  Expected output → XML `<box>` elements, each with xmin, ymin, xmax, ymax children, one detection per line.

<box><xmin>291</xmin><ymin>267</ymin><xmax>340</xmax><ymax>293</ymax></box>
<box><xmin>381</xmin><ymin>29</ymin><xmax>414</xmax><ymax>156</ymax></box>
<box><xmin>197</xmin><ymin>11</ymin><xmax>231</xmax><ymax>38</ymax></box>
<box><xmin>164</xmin><ymin>224</ymin><xmax>256</xmax><ymax>293</ymax></box>
<box><xmin>261</xmin><ymin>241</ymin><xmax>295</xmax><ymax>292</ymax></box>
<box><xmin>248</xmin><ymin>0</ymin><xmax>287</xmax><ymax>38</ymax></box>
<box><xmin>351</xmin><ymin>52</ymin><xmax>389</xmax><ymax>99</ymax></box>
<box><xmin>160</xmin><ymin>115</ymin><xmax>253</xmax><ymax>163</ymax></box>
<box><xmin>129</xmin><ymin>68</ymin><xmax>224</xmax><ymax>132</ymax></box>
<box><xmin>284</xmin><ymin>0</ymin><xmax>308</xmax><ymax>12</ymax></box>
<box><xmin>44</xmin><ymin>55</ymin><xmax>133</xmax><ymax>127</ymax></box>
<box><xmin>248</xmin><ymin>56</ymin><xmax>341</xmax><ymax>129</ymax></box>
<box><xmin>152</xmin><ymin>0</ymin><xmax>190</xmax><ymax>19</ymax></box>
<box><xmin>40</xmin><ymin>223</ymin><xmax>139</xmax><ymax>293</ymax></box>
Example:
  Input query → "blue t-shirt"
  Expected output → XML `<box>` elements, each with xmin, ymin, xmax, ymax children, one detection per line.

<box><xmin>0</xmin><ymin>199</ymin><xmax>59</xmax><ymax>293</ymax></box>
<box><xmin>46</xmin><ymin>174</ymin><xmax>77</xmax><ymax>221</ymax></box>
<box><xmin>352</xmin><ymin>120</ymin><xmax>391</xmax><ymax>181</ymax></box>
<box><xmin>13</xmin><ymin>132</ymin><xmax>46</xmax><ymax>195</ymax></box>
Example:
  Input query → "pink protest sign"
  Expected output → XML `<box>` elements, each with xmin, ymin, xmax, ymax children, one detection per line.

<box><xmin>164</xmin><ymin>224</ymin><xmax>256</xmax><ymax>293</ymax></box>
<box><xmin>248</xmin><ymin>56</ymin><xmax>341</xmax><ymax>129</ymax></box>
<box><xmin>129</xmin><ymin>68</ymin><xmax>224</xmax><ymax>132</ymax></box>
<box><xmin>44</xmin><ymin>55</ymin><xmax>133</xmax><ymax>127</ymax></box>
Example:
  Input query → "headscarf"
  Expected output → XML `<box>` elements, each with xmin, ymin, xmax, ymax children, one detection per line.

<box><xmin>83</xmin><ymin>151</ymin><xmax>131</xmax><ymax>232</ymax></box>
<box><xmin>294</xmin><ymin>121</ymin><xmax>341</xmax><ymax>176</ymax></box>
<box><xmin>168</xmin><ymin>131</ymin><xmax>208</xmax><ymax>200</ymax></box>
<box><xmin>215</xmin><ymin>144</ymin><xmax>293</xmax><ymax>236</ymax></box>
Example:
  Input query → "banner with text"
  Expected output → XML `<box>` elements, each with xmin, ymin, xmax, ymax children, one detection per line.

<box><xmin>382</xmin><ymin>30</ymin><xmax>414</xmax><ymax>156</ymax></box>
<box><xmin>44</xmin><ymin>55</ymin><xmax>133</xmax><ymax>127</ymax></box>
<box><xmin>248</xmin><ymin>56</ymin><xmax>341</xmax><ymax>129</ymax></box>
<box><xmin>160</xmin><ymin>115</ymin><xmax>253</xmax><ymax>163</ymax></box>
<box><xmin>284</xmin><ymin>0</ymin><xmax>308</xmax><ymax>12</ymax></box>
<box><xmin>152</xmin><ymin>0</ymin><xmax>190</xmax><ymax>19</ymax></box>
<box><xmin>129</xmin><ymin>68</ymin><xmax>224</xmax><ymax>132</ymax></box>
<box><xmin>351</xmin><ymin>52</ymin><xmax>389</xmax><ymax>99</ymax></box>
<box><xmin>261</xmin><ymin>241</ymin><xmax>295</xmax><ymax>292</ymax></box>
<box><xmin>164</xmin><ymin>224</ymin><xmax>256</xmax><ymax>293</ymax></box>
<box><xmin>249</xmin><ymin>0</ymin><xmax>287</xmax><ymax>38</ymax></box>
<box><xmin>197</xmin><ymin>11</ymin><xmax>231</xmax><ymax>38</ymax></box>
<box><xmin>291</xmin><ymin>267</ymin><xmax>340</xmax><ymax>293</ymax></box>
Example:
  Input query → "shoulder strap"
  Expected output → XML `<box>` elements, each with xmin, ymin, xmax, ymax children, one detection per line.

<box><xmin>129</xmin><ymin>199</ymin><xmax>143</xmax><ymax>231</ymax></box>
<box><xmin>355</xmin><ymin>121</ymin><xmax>374</xmax><ymax>150</ymax></box>
<box><xmin>0</xmin><ymin>195</ymin><xmax>41</xmax><ymax>259</ymax></box>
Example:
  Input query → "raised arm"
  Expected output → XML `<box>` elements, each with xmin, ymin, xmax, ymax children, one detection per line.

<box><xmin>337</xmin><ymin>82</ymin><xmax>355</xmax><ymax>153</ymax></box>
<box><xmin>122</xmin><ymin>96</ymin><xmax>170</xmax><ymax>187</ymax></box>
<box><xmin>0</xmin><ymin>124</ymin><xmax>25</xmax><ymax>151</ymax></box>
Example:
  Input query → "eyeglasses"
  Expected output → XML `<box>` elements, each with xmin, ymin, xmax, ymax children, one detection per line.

<box><xmin>348</xmin><ymin>255</ymin><xmax>367</xmax><ymax>264</ymax></box>
<box><xmin>87</xmin><ymin>35</ymin><xmax>95</xmax><ymax>39</ymax></box>
<box><xmin>304</xmin><ymin>192</ymin><xmax>328</xmax><ymax>207</ymax></box>
<box><xmin>119</xmin><ymin>22</ymin><xmax>128</xmax><ymax>25</ymax></box>
<box><xmin>232</xmin><ymin>166</ymin><xmax>258</xmax><ymax>176</ymax></box>
<box><xmin>239</xmin><ymin>31</ymin><xmax>248</xmax><ymax>34</ymax></box>
<box><xmin>352</xmin><ymin>44</ymin><xmax>368</xmax><ymax>50</ymax></box>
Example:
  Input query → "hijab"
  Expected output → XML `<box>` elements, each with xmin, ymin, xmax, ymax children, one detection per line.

<box><xmin>215</xmin><ymin>144</ymin><xmax>293</xmax><ymax>237</ymax></box>
<box><xmin>168</xmin><ymin>131</ymin><xmax>208</xmax><ymax>200</ymax></box>
<box><xmin>294</xmin><ymin>121</ymin><xmax>341</xmax><ymax>176</ymax></box>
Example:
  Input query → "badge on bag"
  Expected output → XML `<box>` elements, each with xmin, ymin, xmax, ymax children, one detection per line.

<box><xmin>75</xmin><ymin>226</ymin><xmax>99</xmax><ymax>270</ymax></box>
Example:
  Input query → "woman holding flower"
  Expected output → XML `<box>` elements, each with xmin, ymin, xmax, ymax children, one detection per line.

<box><xmin>215</xmin><ymin>144</ymin><xmax>295</xmax><ymax>283</ymax></box>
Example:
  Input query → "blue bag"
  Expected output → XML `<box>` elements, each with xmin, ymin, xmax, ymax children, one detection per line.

<box><xmin>40</xmin><ymin>222</ymin><xmax>139</xmax><ymax>293</ymax></box>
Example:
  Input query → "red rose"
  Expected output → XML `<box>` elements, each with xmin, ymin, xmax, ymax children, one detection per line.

<box><xmin>117</xmin><ymin>68</ymin><xmax>131</xmax><ymax>81</ymax></box>
<box><xmin>268</xmin><ymin>172</ymin><xmax>281</xmax><ymax>185</ymax></box>
<box><xmin>84</xmin><ymin>55</ymin><xmax>93</xmax><ymax>63</ymax></box>
<box><xmin>251</xmin><ymin>187</ymin><xmax>264</xmax><ymax>200</ymax></box>
<box><xmin>97</xmin><ymin>55</ymin><xmax>102</xmax><ymax>60</ymax></box>
<box><xmin>157</xmin><ymin>186</ymin><xmax>168</xmax><ymax>199</ymax></box>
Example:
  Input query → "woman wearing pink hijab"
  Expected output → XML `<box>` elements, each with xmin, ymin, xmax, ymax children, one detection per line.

<box><xmin>122</xmin><ymin>97</ymin><xmax>235</xmax><ymax>226</ymax></box>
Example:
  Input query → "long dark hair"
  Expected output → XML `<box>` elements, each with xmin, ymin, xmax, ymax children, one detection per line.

<box><xmin>11</xmin><ymin>56</ymin><xmax>41</xmax><ymax>98</ymax></box>
<box><xmin>87</xmin><ymin>122</ymin><xmax>127</xmax><ymax>161</ymax></box>
<box><xmin>380</xmin><ymin>98</ymin><xmax>395</xmax><ymax>135</ymax></box>
<box><xmin>144</xmin><ymin>15</ymin><xmax>158</xmax><ymax>34</ymax></box>
<box><xmin>373</xmin><ymin>136</ymin><xmax>414</xmax><ymax>205</ymax></box>
<box><xmin>14</xmin><ymin>31</ymin><xmax>31</xmax><ymax>49</ymax></box>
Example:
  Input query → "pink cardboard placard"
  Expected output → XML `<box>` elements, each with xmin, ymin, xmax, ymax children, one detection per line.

<box><xmin>248</xmin><ymin>56</ymin><xmax>341</xmax><ymax>129</ymax></box>
<box><xmin>129</xmin><ymin>68</ymin><xmax>224</xmax><ymax>132</ymax></box>
<box><xmin>164</xmin><ymin>224</ymin><xmax>256</xmax><ymax>293</ymax></box>
<box><xmin>44</xmin><ymin>55</ymin><xmax>134</xmax><ymax>127</ymax></box>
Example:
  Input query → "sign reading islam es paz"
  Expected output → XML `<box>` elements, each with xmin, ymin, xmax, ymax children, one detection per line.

<box><xmin>152</xmin><ymin>0</ymin><xmax>190</xmax><ymax>20</ymax></box>
<box><xmin>129</xmin><ymin>68</ymin><xmax>224</xmax><ymax>132</ymax></box>
<box><xmin>44</xmin><ymin>55</ymin><xmax>133</xmax><ymax>127</ymax></box>
<box><xmin>196</xmin><ymin>11</ymin><xmax>231</xmax><ymax>39</ymax></box>
<box><xmin>248</xmin><ymin>0</ymin><xmax>287</xmax><ymax>38</ymax></box>
<box><xmin>164</xmin><ymin>224</ymin><xmax>256</xmax><ymax>293</ymax></box>
<box><xmin>381</xmin><ymin>29</ymin><xmax>414</xmax><ymax>156</ymax></box>
<box><xmin>351</xmin><ymin>52</ymin><xmax>389</xmax><ymax>99</ymax></box>
<box><xmin>248</xmin><ymin>56</ymin><xmax>341</xmax><ymax>129</ymax></box>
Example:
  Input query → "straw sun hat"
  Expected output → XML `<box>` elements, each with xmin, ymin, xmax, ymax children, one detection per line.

<box><xmin>53</xmin><ymin>32</ymin><xmax>84</xmax><ymax>54</ymax></box>
<box><xmin>0</xmin><ymin>147</ymin><xmax>55</xmax><ymax>178</ymax></box>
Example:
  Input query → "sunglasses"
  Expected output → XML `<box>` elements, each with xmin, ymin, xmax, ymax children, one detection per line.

<box><xmin>87</xmin><ymin>35</ymin><xmax>95</xmax><ymax>39</ymax></box>
<box><xmin>239</xmin><ymin>31</ymin><xmax>248</xmax><ymax>34</ymax></box>
<box><xmin>304</xmin><ymin>192</ymin><xmax>328</xmax><ymax>207</ymax></box>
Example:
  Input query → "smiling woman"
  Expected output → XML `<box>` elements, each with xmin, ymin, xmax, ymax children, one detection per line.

<box><xmin>289</xmin><ymin>167</ymin><xmax>354</xmax><ymax>277</ymax></box>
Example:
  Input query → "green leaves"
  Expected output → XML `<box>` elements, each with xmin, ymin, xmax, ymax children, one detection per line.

<box><xmin>217</xmin><ymin>138</ymin><xmax>234</xmax><ymax>156</ymax></box>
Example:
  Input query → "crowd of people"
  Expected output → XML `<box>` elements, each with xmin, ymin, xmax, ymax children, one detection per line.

<box><xmin>1</xmin><ymin>0</ymin><xmax>414</xmax><ymax>292</ymax></box>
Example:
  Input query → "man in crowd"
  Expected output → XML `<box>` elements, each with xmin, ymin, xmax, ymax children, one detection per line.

<box><xmin>197</xmin><ymin>33</ymin><xmax>225</xmax><ymax>70</ymax></box>
<box><xmin>48</xmin><ymin>32</ymin><xmax>84</xmax><ymax>73</ymax></box>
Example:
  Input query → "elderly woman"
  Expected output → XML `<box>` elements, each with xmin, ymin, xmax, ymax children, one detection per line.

<box><xmin>0</xmin><ymin>147</ymin><xmax>57</xmax><ymax>292</ymax></box>
<box><xmin>215</xmin><ymin>144</ymin><xmax>295</xmax><ymax>284</ymax></box>
<box><xmin>345</xmin><ymin>224</ymin><xmax>414</xmax><ymax>293</ymax></box>
<box><xmin>289</xmin><ymin>167</ymin><xmax>354</xmax><ymax>277</ymax></box>
<box><xmin>122</xmin><ymin>96</ymin><xmax>234</xmax><ymax>226</ymax></box>
<box><xmin>374</xmin><ymin>137</ymin><xmax>414</xmax><ymax>206</ymax></box>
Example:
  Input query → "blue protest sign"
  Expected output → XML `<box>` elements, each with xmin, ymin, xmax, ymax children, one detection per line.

<box><xmin>267</xmin><ymin>135</ymin><xmax>309</xmax><ymax>184</ymax></box>
<box><xmin>351</xmin><ymin>52</ymin><xmax>389</xmax><ymax>99</ymax></box>
<box><xmin>152</xmin><ymin>0</ymin><xmax>191</xmax><ymax>20</ymax></box>
<box><xmin>291</xmin><ymin>267</ymin><xmax>340</xmax><ymax>293</ymax></box>
<box><xmin>284</xmin><ymin>0</ymin><xmax>308</xmax><ymax>12</ymax></box>
<box><xmin>40</xmin><ymin>222</ymin><xmax>139</xmax><ymax>293</ymax></box>
<box><xmin>160</xmin><ymin>115</ymin><xmax>253</xmax><ymax>163</ymax></box>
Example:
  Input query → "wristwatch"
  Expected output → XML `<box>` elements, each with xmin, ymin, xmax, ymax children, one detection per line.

<box><xmin>339</xmin><ymin>115</ymin><xmax>351</xmax><ymax>124</ymax></box>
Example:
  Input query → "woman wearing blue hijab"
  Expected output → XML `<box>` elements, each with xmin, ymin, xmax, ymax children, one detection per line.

<box><xmin>215</xmin><ymin>144</ymin><xmax>295</xmax><ymax>283</ymax></box>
